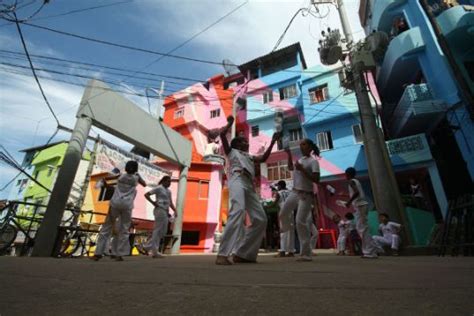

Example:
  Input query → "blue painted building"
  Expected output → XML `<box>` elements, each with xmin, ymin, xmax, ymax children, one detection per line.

<box><xmin>358</xmin><ymin>0</ymin><xmax>474</xmax><ymax>200</ymax></box>
<box><xmin>236</xmin><ymin>43</ymin><xmax>448</xmax><ymax>243</ymax></box>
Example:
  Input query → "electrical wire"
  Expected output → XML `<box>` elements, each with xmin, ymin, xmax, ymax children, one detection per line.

<box><xmin>13</xmin><ymin>12</ymin><xmax>60</xmax><ymax>126</ymax></box>
<box><xmin>121</xmin><ymin>0</ymin><xmax>249</xmax><ymax>86</ymax></box>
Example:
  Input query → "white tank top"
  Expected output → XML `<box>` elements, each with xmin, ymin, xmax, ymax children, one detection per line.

<box><xmin>348</xmin><ymin>178</ymin><xmax>368</xmax><ymax>206</ymax></box>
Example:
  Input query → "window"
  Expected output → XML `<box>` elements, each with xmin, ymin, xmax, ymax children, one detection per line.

<box><xmin>316</xmin><ymin>131</ymin><xmax>333</xmax><ymax>151</ymax></box>
<box><xmin>263</xmin><ymin>91</ymin><xmax>273</xmax><ymax>104</ymax></box>
<box><xmin>279</xmin><ymin>84</ymin><xmax>297</xmax><ymax>100</ymax></box>
<box><xmin>210</xmin><ymin>109</ymin><xmax>220</xmax><ymax>118</ymax></box>
<box><xmin>251</xmin><ymin>125</ymin><xmax>259</xmax><ymax>137</ymax></box>
<box><xmin>309</xmin><ymin>84</ymin><xmax>329</xmax><ymax>104</ymax></box>
<box><xmin>98</xmin><ymin>185</ymin><xmax>115</xmax><ymax>201</ymax></box>
<box><xmin>352</xmin><ymin>124</ymin><xmax>363</xmax><ymax>144</ymax></box>
<box><xmin>47</xmin><ymin>166</ymin><xmax>54</xmax><ymax>177</ymax></box>
<box><xmin>198</xmin><ymin>180</ymin><xmax>209</xmax><ymax>199</ymax></box>
<box><xmin>174</xmin><ymin>108</ymin><xmax>184</xmax><ymax>119</ymax></box>
<box><xmin>289</xmin><ymin>128</ymin><xmax>303</xmax><ymax>142</ymax></box>
<box><xmin>267</xmin><ymin>161</ymin><xmax>292</xmax><ymax>181</ymax></box>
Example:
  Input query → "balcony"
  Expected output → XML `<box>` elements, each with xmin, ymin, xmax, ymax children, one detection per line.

<box><xmin>377</xmin><ymin>27</ymin><xmax>426</xmax><ymax>101</ymax></box>
<box><xmin>371</xmin><ymin>0</ymin><xmax>407</xmax><ymax>34</ymax></box>
<box><xmin>386</xmin><ymin>133</ymin><xmax>433</xmax><ymax>165</ymax></box>
<box><xmin>390</xmin><ymin>84</ymin><xmax>447</xmax><ymax>137</ymax></box>
<box><xmin>437</xmin><ymin>5</ymin><xmax>474</xmax><ymax>53</ymax></box>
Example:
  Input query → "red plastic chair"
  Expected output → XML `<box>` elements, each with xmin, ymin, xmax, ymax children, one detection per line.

<box><xmin>317</xmin><ymin>228</ymin><xmax>337</xmax><ymax>249</ymax></box>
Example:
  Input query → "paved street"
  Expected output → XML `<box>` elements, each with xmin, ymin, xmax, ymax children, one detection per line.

<box><xmin>0</xmin><ymin>254</ymin><xmax>473</xmax><ymax>315</ymax></box>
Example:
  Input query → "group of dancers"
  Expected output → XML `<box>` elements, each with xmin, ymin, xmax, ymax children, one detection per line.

<box><xmin>215</xmin><ymin>115</ymin><xmax>401</xmax><ymax>264</ymax></box>
<box><xmin>90</xmin><ymin>115</ymin><xmax>401</xmax><ymax>263</ymax></box>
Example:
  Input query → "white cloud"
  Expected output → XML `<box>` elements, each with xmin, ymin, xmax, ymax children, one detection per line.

<box><xmin>135</xmin><ymin>0</ymin><xmax>364</xmax><ymax>68</ymax></box>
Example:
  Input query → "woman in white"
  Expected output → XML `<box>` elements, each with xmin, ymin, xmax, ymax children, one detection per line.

<box><xmin>279</xmin><ymin>139</ymin><xmax>321</xmax><ymax>262</ymax></box>
<box><xmin>344</xmin><ymin>167</ymin><xmax>378</xmax><ymax>259</ymax></box>
<box><xmin>93</xmin><ymin>160</ymin><xmax>146</xmax><ymax>261</ymax></box>
<box><xmin>216</xmin><ymin>115</ymin><xmax>280</xmax><ymax>265</ymax></box>
<box><xmin>143</xmin><ymin>175</ymin><xmax>177</xmax><ymax>258</ymax></box>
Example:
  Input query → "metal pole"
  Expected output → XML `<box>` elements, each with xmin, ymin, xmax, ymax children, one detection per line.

<box><xmin>171</xmin><ymin>165</ymin><xmax>189</xmax><ymax>254</ymax></box>
<box><xmin>32</xmin><ymin>116</ymin><xmax>92</xmax><ymax>257</ymax></box>
<box><xmin>353</xmin><ymin>66</ymin><xmax>406</xmax><ymax>225</ymax></box>
<box><xmin>336</xmin><ymin>0</ymin><xmax>353</xmax><ymax>44</ymax></box>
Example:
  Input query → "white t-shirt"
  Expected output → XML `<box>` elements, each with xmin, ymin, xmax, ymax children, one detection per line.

<box><xmin>110</xmin><ymin>173</ymin><xmax>139</xmax><ymax>210</ymax></box>
<box><xmin>148</xmin><ymin>184</ymin><xmax>172</xmax><ymax>210</ymax></box>
<box><xmin>348</xmin><ymin>178</ymin><xmax>368</xmax><ymax>207</ymax></box>
<box><xmin>379</xmin><ymin>221</ymin><xmax>401</xmax><ymax>237</ymax></box>
<box><xmin>228</xmin><ymin>148</ymin><xmax>255</xmax><ymax>178</ymax></box>
<box><xmin>293</xmin><ymin>155</ymin><xmax>320</xmax><ymax>192</ymax></box>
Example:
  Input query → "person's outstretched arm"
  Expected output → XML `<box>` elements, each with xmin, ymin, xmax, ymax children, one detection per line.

<box><xmin>255</xmin><ymin>132</ymin><xmax>281</xmax><ymax>163</ymax></box>
<box><xmin>220</xmin><ymin>115</ymin><xmax>234</xmax><ymax>156</ymax></box>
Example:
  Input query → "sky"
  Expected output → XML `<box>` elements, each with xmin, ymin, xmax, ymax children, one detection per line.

<box><xmin>0</xmin><ymin>0</ymin><xmax>365</xmax><ymax>198</ymax></box>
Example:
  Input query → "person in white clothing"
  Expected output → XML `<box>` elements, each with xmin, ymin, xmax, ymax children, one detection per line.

<box><xmin>92</xmin><ymin>160</ymin><xmax>146</xmax><ymax>261</ymax></box>
<box><xmin>274</xmin><ymin>180</ymin><xmax>294</xmax><ymax>258</ymax></box>
<box><xmin>332</xmin><ymin>214</ymin><xmax>349</xmax><ymax>255</ymax></box>
<box><xmin>344</xmin><ymin>167</ymin><xmax>378</xmax><ymax>259</ymax></box>
<box><xmin>143</xmin><ymin>175</ymin><xmax>177</xmax><ymax>258</ymax></box>
<box><xmin>216</xmin><ymin>115</ymin><xmax>281</xmax><ymax>265</ymax></box>
<box><xmin>279</xmin><ymin>139</ymin><xmax>321</xmax><ymax>262</ymax></box>
<box><xmin>373</xmin><ymin>213</ymin><xmax>402</xmax><ymax>256</ymax></box>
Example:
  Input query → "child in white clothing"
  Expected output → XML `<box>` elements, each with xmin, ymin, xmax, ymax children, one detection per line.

<box><xmin>373</xmin><ymin>213</ymin><xmax>402</xmax><ymax>256</ymax></box>
<box><xmin>216</xmin><ymin>115</ymin><xmax>280</xmax><ymax>265</ymax></box>
<box><xmin>333</xmin><ymin>214</ymin><xmax>349</xmax><ymax>255</ymax></box>
<box><xmin>279</xmin><ymin>139</ymin><xmax>321</xmax><ymax>262</ymax></box>
<box><xmin>143</xmin><ymin>176</ymin><xmax>177</xmax><ymax>258</ymax></box>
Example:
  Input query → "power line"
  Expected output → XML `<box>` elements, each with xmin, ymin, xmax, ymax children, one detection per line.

<box><xmin>22</xmin><ymin>22</ymin><xmax>225</xmax><ymax>66</ymax></box>
<box><xmin>13</xmin><ymin>12</ymin><xmax>60</xmax><ymax>126</ymax></box>
<box><xmin>0</xmin><ymin>49</ymin><xmax>204</xmax><ymax>83</ymax></box>
<box><xmin>0</xmin><ymin>0</ymin><xmax>133</xmax><ymax>27</ymax></box>
<box><xmin>121</xmin><ymin>0</ymin><xmax>249</xmax><ymax>86</ymax></box>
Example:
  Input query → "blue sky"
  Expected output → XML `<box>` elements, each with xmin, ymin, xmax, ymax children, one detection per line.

<box><xmin>0</xmin><ymin>0</ymin><xmax>364</xmax><ymax>198</ymax></box>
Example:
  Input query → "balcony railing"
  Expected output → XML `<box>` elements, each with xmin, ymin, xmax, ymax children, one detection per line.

<box><xmin>397</xmin><ymin>83</ymin><xmax>446</xmax><ymax>115</ymax></box>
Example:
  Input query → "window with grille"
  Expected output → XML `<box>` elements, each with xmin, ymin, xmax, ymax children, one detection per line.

<box><xmin>210</xmin><ymin>109</ymin><xmax>220</xmax><ymax>118</ymax></box>
<box><xmin>251</xmin><ymin>125</ymin><xmax>259</xmax><ymax>137</ymax></box>
<box><xmin>279</xmin><ymin>84</ymin><xmax>297</xmax><ymax>100</ymax></box>
<box><xmin>316</xmin><ymin>131</ymin><xmax>333</xmax><ymax>151</ymax></box>
<box><xmin>309</xmin><ymin>84</ymin><xmax>329</xmax><ymax>104</ymax></box>
<box><xmin>267</xmin><ymin>161</ymin><xmax>292</xmax><ymax>181</ymax></box>
<box><xmin>352</xmin><ymin>124</ymin><xmax>363</xmax><ymax>144</ymax></box>
<box><xmin>263</xmin><ymin>91</ymin><xmax>273</xmax><ymax>104</ymax></box>
<box><xmin>174</xmin><ymin>108</ymin><xmax>184</xmax><ymax>119</ymax></box>
<box><xmin>289</xmin><ymin>128</ymin><xmax>303</xmax><ymax>141</ymax></box>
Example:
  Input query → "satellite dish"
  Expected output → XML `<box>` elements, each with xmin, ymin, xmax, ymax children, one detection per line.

<box><xmin>222</xmin><ymin>59</ymin><xmax>239</xmax><ymax>76</ymax></box>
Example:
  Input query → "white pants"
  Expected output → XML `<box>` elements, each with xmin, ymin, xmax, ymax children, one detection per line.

<box><xmin>337</xmin><ymin>235</ymin><xmax>347</xmax><ymax>252</ymax></box>
<box><xmin>279</xmin><ymin>224</ymin><xmax>295</xmax><ymax>253</ymax></box>
<box><xmin>144</xmin><ymin>208</ymin><xmax>169</xmax><ymax>255</ymax></box>
<box><xmin>373</xmin><ymin>234</ymin><xmax>400</xmax><ymax>250</ymax></box>
<box><xmin>218</xmin><ymin>174</ymin><xmax>267</xmax><ymax>261</ymax></box>
<box><xmin>355</xmin><ymin>205</ymin><xmax>378</xmax><ymax>257</ymax></box>
<box><xmin>95</xmin><ymin>206</ymin><xmax>132</xmax><ymax>257</ymax></box>
<box><xmin>308</xmin><ymin>214</ymin><xmax>318</xmax><ymax>251</ymax></box>
<box><xmin>280</xmin><ymin>191</ymin><xmax>313</xmax><ymax>258</ymax></box>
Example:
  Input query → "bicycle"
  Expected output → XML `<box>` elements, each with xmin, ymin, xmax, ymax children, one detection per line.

<box><xmin>56</xmin><ymin>209</ymin><xmax>101</xmax><ymax>258</ymax></box>
<box><xmin>0</xmin><ymin>201</ymin><xmax>45</xmax><ymax>256</ymax></box>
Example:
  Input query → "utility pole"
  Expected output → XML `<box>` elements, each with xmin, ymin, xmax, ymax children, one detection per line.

<box><xmin>313</xmin><ymin>0</ymin><xmax>409</xmax><ymax>240</ymax></box>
